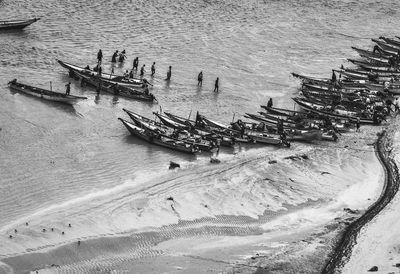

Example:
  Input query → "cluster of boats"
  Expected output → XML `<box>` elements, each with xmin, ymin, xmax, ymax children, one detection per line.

<box><xmin>118</xmin><ymin>36</ymin><xmax>400</xmax><ymax>154</ymax></box>
<box><xmin>7</xmin><ymin>59</ymin><xmax>156</xmax><ymax>105</ymax></box>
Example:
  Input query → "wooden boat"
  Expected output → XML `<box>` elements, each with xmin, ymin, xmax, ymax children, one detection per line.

<box><xmin>351</xmin><ymin>46</ymin><xmax>393</xmax><ymax>59</ymax></box>
<box><xmin>8</xmin><ymin>79</ymin><xmax>87</xmax><ymax>105</ymax></box>
<box><xmin>244</xmin><ymin>113</ymin><xmax>331</xmax><ymax>142</ymax></box>
<box><xmin>372</xmin><ymin>39</ymin><xmax>400</xmax><ymax>52</ymax></box>
<box><xmin>0</xmin><ymin>18</ymin><xmax>39</xmax><ymax>30</ymax></box>
<box><xmin>123</xmin><ymin>109</ymin><xmax>215</xmax><ymax>151</ymax></box>
<box><xmin>379</xmin><ymin>37</ymin><xmax>400</xmax><ymax>48</ymax></box>
<box><xmin>336</xmin><ymin>69</ymin><xmax>394</xmax><ymax>82</ymax></box>
<box><xmin>364</xmin><ymin>83</ymin><xmax>400</xmax><ymax>95</ymax></box>
<box><xmin>162</xmin><ymin>112</ymin><xmax>236</xmax><ymax>147</ymax></box>
<box><xmin>292</xmin><ymin>97</ymin><xmax>378</xmax><ymax>124</ymax></box>
<box><xmin>347</xmin><ymin>58</ymin><xmax>389</xmax><ymax>67</ymax></box>
<box><xmin>57</xmin><ymin>60</ymin><xmax>144</xmax><ymax>88</ymax></box>
<box><xmin>118</xmin><ymin>118</ymin><xmax>199</xmax><ymax>154</ymax></box>
<box><xmin>73</xmin><ymin>69</ymin><xmax>156</xmax><ymax>102</ymax></box>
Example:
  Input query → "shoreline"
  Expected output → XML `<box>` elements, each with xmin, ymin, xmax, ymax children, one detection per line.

<box><xmin>322</xmin><ymin>126</ymin><xmax>399</xmax><ymax>273</ymax></box>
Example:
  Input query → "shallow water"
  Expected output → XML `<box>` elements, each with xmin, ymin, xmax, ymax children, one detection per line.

<box><xmin>0</xmin><ymin>0</ymin><xmax>399</xmax><ymax>272</ymax></box>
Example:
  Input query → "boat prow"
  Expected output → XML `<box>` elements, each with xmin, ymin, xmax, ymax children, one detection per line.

<box><xmin>0</xmin><ymin>18</ymin><xmax>40</xmax><ymax>30</ymax></box>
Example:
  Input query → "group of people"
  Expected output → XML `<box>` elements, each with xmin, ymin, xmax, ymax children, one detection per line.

<box><xmin>197</xmin><ymin>71</ymin><xmax>219</xmax><ymax>92</ymax></box>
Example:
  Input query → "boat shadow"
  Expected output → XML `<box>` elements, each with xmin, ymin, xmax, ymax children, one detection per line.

<box><xmin>9</xmin><ymin>90</ymin><xmax>82</xmax><ymax>117</ymax></box>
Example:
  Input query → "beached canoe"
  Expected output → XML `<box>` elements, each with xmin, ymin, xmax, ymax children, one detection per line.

<box><xmin>57</xmin><ymin>60</ymin><xmax>144</xmax><ymax>88</ymax></box>
<box><xmin>119</xmin><ymin>118</ymin><xmax>199</xmax><ymax>154</ymax></box>
<box><xmin>0</xmin><ymin>18</ymin><xmax>39</xmax><ymax>30</ymax></box>
<box><xmin>8</xmin><ymin>79</ymin><xmax>87</xmax><ymax>105</ymax></box>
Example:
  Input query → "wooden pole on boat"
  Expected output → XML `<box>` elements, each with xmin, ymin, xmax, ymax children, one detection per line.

<box><xmin>110</xmin><ymin>67</ymin><xmax>114</xmax><ymax>79</ymax></box>
<box><xmin>50</xmin><ymin>81</ymin><xmax>52</xmax><ymax>91</ymax></box>
<box><xmin>232</xmin><ymin>112</ymin><xmax>235</xmax><ymax>123</ymax></box>
<box><xmin>188</xmin><ymin>110</ymin><xmax>192</xmax><ymax>121</ymax></box>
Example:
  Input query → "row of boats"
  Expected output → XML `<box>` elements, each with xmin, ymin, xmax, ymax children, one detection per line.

<box><xmin>118</xmin><ymin>36</ymin><xmax>400</xmax><ymax>154</ymax></box>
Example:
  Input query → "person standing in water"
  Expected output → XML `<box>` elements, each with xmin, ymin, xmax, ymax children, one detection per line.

<box><xmin>133</xmin><ymin>57</ymin><xmax>139</xmax><ymax>71</ymax></box>
<box><xmin>165</xmin><ymin>66</ymin><xmax>172</xmax><ymax>81</ymax></box>
<box><xmin>140</xmin><ymin>64</ymin><xmax>146</xmax><ymax>78</ymax></box>
<box><xmin>111</xmin><ymin>50</ymin><xmax>118</xmax><ymax>63</ymax></box>
<box><xmin>65</xmin><ymin>82</ymin><xmax>71</xmax><ymax>95</ymax></box>
<box><xmin>213</xmin><ymin>77</ymin><xmax>219</xmax><ymax>92</ymax></box>
<box><xmin>267</xmin><ymin>98</ymin><xmax>273</xmax><ymax>108</ymax></box>
<box><xmin>197</xmin><ymin>71</ymin><xmax>203</xmax><ymax>86</ymax></box>
<box><xmin>97</xmin><ymin>49</ymin><xmax>103</xmax><ymax>65</ymax></box>
<box><xmin>151</xmin><ymin>62</ymin><xmax>156</xmax><ymax>76</ymax></box>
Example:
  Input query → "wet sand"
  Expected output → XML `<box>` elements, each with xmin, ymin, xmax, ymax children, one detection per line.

<box><xmin>0</xmin><ymin>124</ymin><xmax>386</xmax><ymax>274</ymax></box>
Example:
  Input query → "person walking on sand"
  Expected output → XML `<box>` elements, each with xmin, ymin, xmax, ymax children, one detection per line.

<box><xmin>165</xmin><ymin>66</ymin><xmax>172</xmax><ymax>81</ymax></box>
<box><xmin>213</xmin><ymin>77</ymin><xmax>219</xmax><ymax>92</ymax></box>
<box><xmin>356</xmin><ymin>118</ymin><xmax>360</xmax><ymax>132</ymax></box>
<box><xmin>197</xmin><ymin>71</ymin><xmax>203</xmax><ymax>86</ymax></box>
<box><xmin>151</xmin><ymin>62</ymin><xmax>156</xmax><ymax>76</ymax></box>
<box><xmin>65</xmin><ymin>82</ymin><xmax>71</xmax><ymax>95</ymax></box>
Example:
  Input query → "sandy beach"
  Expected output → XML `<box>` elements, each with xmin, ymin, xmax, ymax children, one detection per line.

<box><xmin>0</xmin><ymin>123</ymin><xmax>386</xmax><ymax>274</ymax></box>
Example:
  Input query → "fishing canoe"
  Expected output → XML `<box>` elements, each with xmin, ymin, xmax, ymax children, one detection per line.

<box><xmin>0</xmin><ymin>18</ymin><xmax>39</xmax><ymax>30</ymax></box>
<box><xmin>351</xmin><ymin>46</ymin><xmax>394</xmax><ymax>59</ymax></box>
<box><xmin>8</xmin><ymin>79</ymin><xmax>87</xmax><ymax>105</ymax></box>
<box><xmin>162</xmin><ymin>112</ymin><xmax>236</xmax><ymax>147</ymax></box>
<box><xmin>379</xmin><ymin>37</ymin><xmax>400</xmax><ymax>48</ymax></box>
<box><xmin>57</xmin><ymin>60</ymin><xmax>144</xmax><ymax>88</ymax></box>
<box><xmin>123</xmin><ymin>109</ymin><xmax>215</xmax><ymax>151</ymax></box>
<box><xmin>73</xmin><ymin>69</ymin><xmax>156</xmax><ymax>102</ymax></box>
<box><xmin>118</xmin><ymin>118</ymin><xmax>199</xmax><ymax>154</ymax></box>
<box><xmin>372</xmin><ymin>39</ymin><xmax>400</xmax><ymax>52</ymax></box>
<box><xmin>292</xmin><ymin>97</ymin><xmax>377</xmax><ymax>124</ymax></box>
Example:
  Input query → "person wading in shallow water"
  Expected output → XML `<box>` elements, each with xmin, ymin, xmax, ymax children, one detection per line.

<box><xmin>197</xmin><ymin>71</ymin><xmax>203</xmax><ymax>86</ymax></box>
<box><xmin>213</xmin><ymin>77</ymin><xmax>219</xmax><ymax>92</ymax></box>
<box><xmin>140</xmin><ymin>64</ymin><xmax>146</xmax><ymax>78</ymax></box>
<box><xmin>97</xmin><ymin>49</ymin><xmax>103</xmax><ymax>65</ymax></box>
<box><xmin>267</xmin><ymin>98</ymin><xmax>273</xmax><ymax>108</ymax></box>
<box><xmin>165</xmin><ymin>66</ymin><xmax>172</xmax><ymax>81</ymax></box>
<box><xmin>65</xmin><ymin>82</ymin><xmax>71</xmax><ymax>95</ymax></box>
<box><xmin>151</xmin><ymin>62</ymin><xmax>156</xmax><ymax>76</ymax></box>
<box><xmin>111</xmin><ymin>50</ymin><xmax>118</xmax><ymax>63</ymax></box>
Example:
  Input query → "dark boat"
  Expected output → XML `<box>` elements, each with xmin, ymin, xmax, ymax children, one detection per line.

<box><xmin>0</xmin><ymin>18</ymin><xmax>39</xmax><ymax>30</ymax></box>
<box><xmin>57</xmin><ymin>60</ymin><xmax>144</xmax><ymax>88</ymax></box>
<box><xmin>8</xmin><ymin>79</ymin><xmax>87</xmax><ymax>105</ymax></box>
<box><xmin>122</xmin><ymin>109</ymin><xmax>215</xmax><ymax>152</ymax></box>
<box><xmin>73</xmin><ymin>69</ymin><xmax>156</xmax><ymax>102</ymax></box>
<box><xmin>292</xmin><ymin>97</ymin><xmax>379</xmax><ymax>124</ymax></box>
<box><xmin>119</xmin><ymin>118</ymin><xmax>199</xmax><ymax>154</ymax></box>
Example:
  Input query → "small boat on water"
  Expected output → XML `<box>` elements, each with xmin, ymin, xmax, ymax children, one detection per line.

<box><xmin>57</xmin><ymin>60</ymin><xmax>144</xmax><ymax>88</ymax></box>
<box><xmin>0</xmin><ymin>18</ymin><xmax>39</xmax><ymax>30</ymax></box>
<box><xmin>118</xmin><ymin>117</ymin><xmax>200</xmax><ymax>154</ymax></box>
<box><xmin>8</xmin><ymin>79</ymin><xmax>87</xmax><ymax>105</ymax></box>
<box><xmin>73</xmin><ymin>69</ymin><xmax>156</xmax><ymax>102</ymax></box>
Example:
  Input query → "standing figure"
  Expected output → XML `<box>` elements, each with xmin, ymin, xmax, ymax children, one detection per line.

<box><xmin>197</xmin><ymin>71</ymin><xmax>203</xmax><ymax>86</ymax></box>
<box><xmin>133</xmin><ymin>57</ymin><xmax>139</xmax><ymax>71</ymax></box>
<box><xmin>140</xmin><ymin>64</ymin><xmax>146</xmax><ymax>78</ymax></box>
<box><xmin>356</xmin><ymin>118</ymin><xmax>361</xmax><ymax>132</ymax></box>
<box><xmin>267</xmin><ymin>98</ymin><xmax>273</xmax><ymax>108</ymax></box>
<box><xmin>151</xmin><ymin>62</ymin><xmax>156</xmax><ymax>76</ymax></box>
<box><xmin>65</xmin><ymin>82</ymin><xmax>71</xmax><ymax>95</ymax></box>
<box><xmin>97</xmin><ymin>49</ymin><xmax>103</xmax><ymax>64</ymax></box>
<box><xmin>213</xmin><ymin>77</ymin><xmax>219</xmax><ymax>92</ymax></box>
<box><xmin>119</xmin><ymin>50</ymin><xmax>126</xmax><ymax>62</ymax></box>
<box><xmin>166</xmin><ymin>66</ymin><xmax>172</xmax><ymax>81</ymax></box>
<box><xmin>111</xmin><ymin>50</ymin><xmax>118</xmax><ymax>63</ymax></box>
